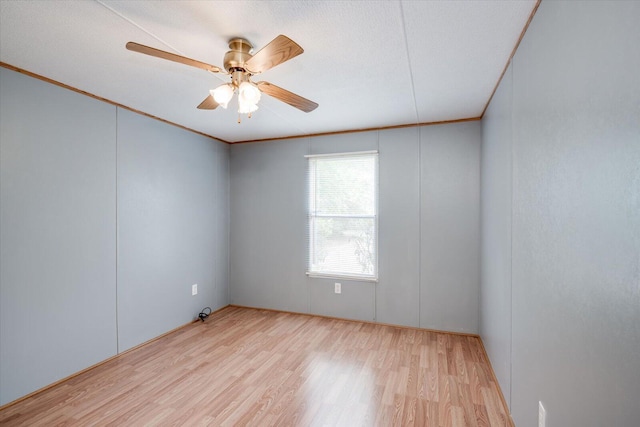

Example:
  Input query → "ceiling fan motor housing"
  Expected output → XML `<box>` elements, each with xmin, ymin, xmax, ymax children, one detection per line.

<box><xmin>223</xmin><ymin>38</ymin><xmax>253</xmax><ymax>74</ymax></box>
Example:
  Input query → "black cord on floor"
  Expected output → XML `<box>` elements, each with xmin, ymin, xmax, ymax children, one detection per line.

<box><xmin>199</xmin><ymin>307</ymin><xmax>212</xmax><ymax>322</ymax></box>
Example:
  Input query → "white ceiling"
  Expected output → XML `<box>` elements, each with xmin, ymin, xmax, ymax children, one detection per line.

<box><xmin>0</xmin><ymin>0</ymin><xmax>537</xmax><ymax>143</ymax></box>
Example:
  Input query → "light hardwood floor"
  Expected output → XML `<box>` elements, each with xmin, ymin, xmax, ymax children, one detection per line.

<box><xmin>0</xmin><ymin>306</ymin><xmax>512</xmax><ymax>426</ymax></box>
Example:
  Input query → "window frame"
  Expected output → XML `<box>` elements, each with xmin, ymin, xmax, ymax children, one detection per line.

<box><xmin>305</xmin><ymin>150</ymin><xmax>379</xmax><ymax>282</ymax></box>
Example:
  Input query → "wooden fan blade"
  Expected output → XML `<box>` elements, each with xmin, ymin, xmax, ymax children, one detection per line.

<box><xmin>256</xmin><ymin>81</ymin><xmax>318</xmax><ymax>113</ymax></box>
<box><xmin>244</xmin><ymin>35</ymin><xmax>303</xmax><ymax>74</ymax></box>
<box><xmin>197</xmin><ymin>95</ymin><xmax>219</xmax><ymax>110</ymax></box>
<box><xmin>126</xmin><ymin>42</ymin><xmax>224</xmax><ymax>73</ymax></box>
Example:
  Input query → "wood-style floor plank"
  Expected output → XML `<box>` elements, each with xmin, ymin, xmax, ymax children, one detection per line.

<box><xmin>0</xmin><ymin>306</ymin><xmax>512</xmax><ymax>426</ymax></box>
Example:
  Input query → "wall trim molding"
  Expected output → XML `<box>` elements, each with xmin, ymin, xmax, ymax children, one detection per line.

<box><xmin>1</xmin><ymin>304</ymin><xmax>513</xmax><ymax>421</ymax></box>
<box><xmin>231</xmin><ymin>117</ymin><xmax>482</xmax><ymax>145</ymax></box>
<box><xmin>0</xmin><ymin>305</ymin><xmax>231</xmax><ymax>411</ymax></box>
<box><xmin>477</xmin><ymin>334</ymin><xmax>515</xmax><ymax>426</ymax></box>
<box><xmin>481</xmin><ymin>0</ymin><xmax>541</xmax><ymax>118</ymax></box>
<box><xmin>230</xmin><ymin>304</ymin><xmax>480</xmax><ymax>338</ymax></box>
<box><xmin>0</xmin><ymin>304</ymin><xmax>511</xmax><ymax>422</ymax></box>
<box><xmin>231</xmin><ymin>304</ymin><xmax>512</xmax><ymax>422</ymax></box>
<box><xmin>0</xmin><ymin>62</ymin><xmax>229</xmax><ymax>144</ymax></box>
<box><xmin>0</xmin><ymin>62</ymin><xmax>482</xmax><ymax>146</ymax></box>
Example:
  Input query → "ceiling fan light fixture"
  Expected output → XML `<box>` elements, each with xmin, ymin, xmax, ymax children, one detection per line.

<box><xmin>237</xmin><ymin>81</ymin><xmax>261</xmax><ymax>115</ymax></box>
<box><xmin>238</xmin><ymin>81</ymin><xmax>261</xmax><ymax>105</ymax></box>
<box><xmin>210</xmin><ymin>84</ymin><xmax>234</xmax><ymax>109</ymax></box>
<box><xmin>126</xmin><ymin>35</ymin><xmax>317</xmax><ymax>118</ymax></box>
<box><xmin>237</xmin><ymin>97</ymin><xmax>259</xmax><ymax>115</ymax></box>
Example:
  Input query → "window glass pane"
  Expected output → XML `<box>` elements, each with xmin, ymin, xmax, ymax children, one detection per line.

<box><xmin>315</xmin><ymin>156</ymin><xmax>375</xmax><ymax>215</ymax></box>
<box><xmin>311</xmin><ymin>216</ymin><xmax>376</xmax><ymax>276</ymax></box>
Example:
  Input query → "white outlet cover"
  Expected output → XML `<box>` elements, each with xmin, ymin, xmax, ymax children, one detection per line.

<box><xmin>334</xmin><ymin>283</ymin><xmax>341</xmax><ymax>294</ymax></box>
<box><xmin>538</xmin><ymin>401</ymin><xmax>546</xmax><ymax>427</ymax></box>
<box><xmin>192</xmin><ymin>284</ymin><xmax>198</xmax><ymax>295</ymax></box>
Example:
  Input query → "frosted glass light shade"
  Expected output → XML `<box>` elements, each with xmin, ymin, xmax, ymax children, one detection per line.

<box><xmin>238</xmin><ymin>82</ymin><xmax>261</xmax><ymax>106</ymax></box>
<box><xmin>210</xmin><ymin>84</ymin><xmax>234</xmax><ymax>109</ymax></box>
<box><xmin>237</xmin><ymin>99</ymin><xmax>259</xmax><ymax>114</ymax></box>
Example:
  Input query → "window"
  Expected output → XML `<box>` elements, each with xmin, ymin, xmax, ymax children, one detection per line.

<box><xmin>307</xmin><ymin>151</ymin><xmax>378</xmax><ymax>281</ymax></box>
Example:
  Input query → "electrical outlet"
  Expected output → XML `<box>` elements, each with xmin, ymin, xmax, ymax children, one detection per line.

<box><xmin>334</xmin><ymin>283</ymin><xmax>341</xmax><ymax>294</ymax></box>
<box><xmin>538</xmin><ymin>401</ymin><xmax>546</xmax><ymax>427</ymax></box>
<box><xmin>192</xmin><ymin>284</ymin><xmax>198</xmax><ymax>296</ymax></box>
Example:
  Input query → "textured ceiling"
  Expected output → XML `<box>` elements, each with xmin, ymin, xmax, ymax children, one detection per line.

<box><xmin>0</xmin><ymin>0</ymin><xmax>537</xmax><ymax>143</ymax></box>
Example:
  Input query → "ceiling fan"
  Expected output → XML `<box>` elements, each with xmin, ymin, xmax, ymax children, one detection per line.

<box><xmin>126</xmin><ymin>35</ymin><xmax>318</xmax><ymax>120</ymax></box>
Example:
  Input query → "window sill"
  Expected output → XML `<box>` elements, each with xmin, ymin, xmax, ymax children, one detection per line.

<box><xmin>306</xmin><ymin>272</ymin><xmax>378</xmax><ymax>283</ymax></box>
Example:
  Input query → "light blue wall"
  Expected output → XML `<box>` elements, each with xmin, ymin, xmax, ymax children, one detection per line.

<box><xmin>1</xmin><ymin>67</ymin><xmax>118</xmax><ymax>405</ymax></box>
<box><xmin>480</xmin><ymin>61</ymin><xmax>513</xmax><ymax>407</ymax></box>
<box><xmin>117</xmin><ymin>109</ymin><xmax>229</xmax><ymax>351</ymax></box>
<box><xmin>0</xmin><ymin>68</ymin><xmax>230</xmax><ymax>405</ymax></box>
<box><xmin>420</xmin><ymin>124</ymin><xmax>480</xmax><ymax>332</ymax></box>
<box><xmin>378</xmin><ymin>127</ymin><xmax>420</xmax><ymax>326</ymax></box>
<box><xmin>229</xmin><ymin>137</ymin><xmax>310</xmax><ymax>314</ymax></box>
<box><xmin>480</xmin><ymin>1</ymin><xmax>640</xmax><ymax>426</ymax></box>
<box><xmin>230</xmin><ymin>122</ymin><xmax>481</xmax><ymax>332</ymax></box>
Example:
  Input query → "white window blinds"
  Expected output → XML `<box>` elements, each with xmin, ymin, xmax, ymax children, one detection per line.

<box><xmin>307</xmin><ymin>151</ymin><xmax>378</xmax><ymax>281</ymax></box>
